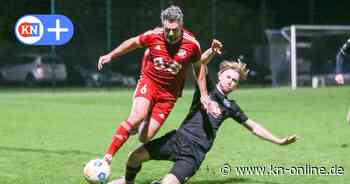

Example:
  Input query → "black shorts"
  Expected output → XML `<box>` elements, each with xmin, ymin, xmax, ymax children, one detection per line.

<box><xmin>144</xmin><ymin>130</ymin><xmax>205</xmax><ymax>183</ymax></box>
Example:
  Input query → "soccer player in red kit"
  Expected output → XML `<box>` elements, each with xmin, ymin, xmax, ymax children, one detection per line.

<box><xmin>97</xmin><ymin>5</ymin><xmax>222</xmax><ymax>163</ymax></box>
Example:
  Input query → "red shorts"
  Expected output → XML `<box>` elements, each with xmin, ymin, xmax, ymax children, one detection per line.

<box><xmin>134</xmin><ymin>77</ymin><xmax>176</xmax><ymax>126</ymax></box>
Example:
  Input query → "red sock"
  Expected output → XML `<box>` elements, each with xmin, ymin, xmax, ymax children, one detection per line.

<box><xmin>105</xmin><ymin>121</ymin><xmax>133</xmax><ymax>156</ymax></box>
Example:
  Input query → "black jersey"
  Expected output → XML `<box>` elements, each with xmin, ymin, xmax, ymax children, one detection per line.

<box><xmin>177</xmin><ymin>76</ymin><xmax>248</xmax><ymax>153</ymax></box>
<box><xmin>336</xmin><ymin>39</ymin><xmax>350</xmax><ymax>74</ymax></box>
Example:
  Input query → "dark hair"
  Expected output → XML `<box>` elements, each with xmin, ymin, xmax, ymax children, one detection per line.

<box><xmin>160</xmin><ymin>5</ymin><xmax>183</xmax><ymax>26</ymax></box>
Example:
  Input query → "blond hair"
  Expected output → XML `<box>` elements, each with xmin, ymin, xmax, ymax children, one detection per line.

<box><xmin>219</xmin><ymin>60</ymin><xmax>249</xmax><ymax>80</ymax></box>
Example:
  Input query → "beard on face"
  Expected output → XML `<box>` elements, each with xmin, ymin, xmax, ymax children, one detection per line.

<box><xmin>166</xmin><ymin>35</ymin><xmax>180</xmax><ymax>44</ymax></box>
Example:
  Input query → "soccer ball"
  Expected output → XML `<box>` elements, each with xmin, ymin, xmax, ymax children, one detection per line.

<box><xmin>83</xmin><ymin>159</ymin><xmax>111</xmax><ymax>183</ymax></box>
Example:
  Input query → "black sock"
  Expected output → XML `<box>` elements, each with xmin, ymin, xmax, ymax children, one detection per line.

<box><xmin>125</xmin><ymin>165</ymin><xmax>142</xmax><ymax>182</ymax></box>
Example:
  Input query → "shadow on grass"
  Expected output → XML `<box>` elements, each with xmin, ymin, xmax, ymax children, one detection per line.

<box><xmin>139</xmin><ymin>177</ymin><xmax>283</xmax><ymax>184</ymax></box>
<box><xmin>0</xmin><ymin>146</ymin><xmax>99</xmax><ymax>156</ymax></box>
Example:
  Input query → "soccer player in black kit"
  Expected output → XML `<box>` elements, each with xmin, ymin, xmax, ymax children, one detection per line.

<box><xmin>335</xmin><ymin>38</ymin><xmax>350</xmax><ymax>85</ymax></box>
<box><xmin>108</xmin><ymin>60</ymin><xmax>298</xmax><ymax>184</ymax></box>
<box><xmin>334</xmin><ymin>38</ymin><xmax>350</xmax><ymax>123</ymax></box>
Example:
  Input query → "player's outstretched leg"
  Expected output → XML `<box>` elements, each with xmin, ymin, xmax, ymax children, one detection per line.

<box><xmin>125</xmin><ymin>146</ymin><xmax>150</xmax><ymax>182</ymax></box>
<box><xmin>104</xmin><ymin>97</ymin><xmax>151</xmax><ymax>163</ymax></box>
<box><xmin>108</xmin><ymin>146</ymin><xmax>150</xmax><ymax>184</ymax></box>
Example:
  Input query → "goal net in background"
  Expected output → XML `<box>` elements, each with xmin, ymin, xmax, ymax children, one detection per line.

<box><xmin>266</xmin><ymin>25</ymin><xmax>350</xmax><ymax>89</ymax></box>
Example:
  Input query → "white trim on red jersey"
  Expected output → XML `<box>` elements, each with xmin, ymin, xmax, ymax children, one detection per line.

<box><xmin>183</xmin><ymin>32</ymin><xmax>201</xmax><ymax>50</ymax></box>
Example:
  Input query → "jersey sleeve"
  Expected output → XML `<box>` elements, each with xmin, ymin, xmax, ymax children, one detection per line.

<box><xmin>138</xmin><ymin>30</ymin><xmax>153</xmax><ymax>47</ymax></box>
<box><xmin>226</xmin><ymin>100</ymin><xmax>248</xmax><ymax>124</ymax></box>
<box><xmin>191</xmin><ymin>43</ymin><xmax>202</xmax><ymax>63</ymax></box>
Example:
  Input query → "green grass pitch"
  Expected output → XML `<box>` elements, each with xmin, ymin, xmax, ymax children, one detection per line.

<box><xmin>0</xmin><ymin>86</ymin><xmax>349</xmax><ymax>184</ymax></box>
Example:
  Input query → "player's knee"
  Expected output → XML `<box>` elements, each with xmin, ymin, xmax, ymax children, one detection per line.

<box><xmin>127</xmin><ymin>110</ymin><xmax>150</xmax><ymax>126</ymax></box>
<box><xmin>128</xmin><ymin>147</ymin><xmax>148</xmax><ymax>165</ymax></box>
<box><xmin>127</xmin><ymin>152</ymin><xmax>142</xmax><ymax>166</ymax></box>
<box><xmin>126</xmin><ymin>116</ymin><xmax>144</xmax><ymax>127</ymax></box>
<box><xmin>128</xmin><ymin>149</ymin><xmax>143</xmax><ymax>161</ymax></box>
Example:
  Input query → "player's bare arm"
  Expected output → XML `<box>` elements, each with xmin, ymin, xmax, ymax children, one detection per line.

<box><xmin>200</xmin><ymin>39</ymin><xmax>223</xmax><ymax>64</ymax></box>
<box><xmin>242</xmin><ymin>119</ymin><xmax>298</xmax><ymax>145</ymax></box>
<box><xmin>193</xmin><ymin>39</ymin><xmax>223</xmax><ymax>116</ymax></box>
<box><xmin>98</xmin><ymin>36</ymin><xmax>142</xmax><ymax>71</ymax></box>
<box><xmin>192</xmin><ymin>39</ymin><xmax>223</xmax><ymax>80</ymax></box>
<box><xmin>193</xmin><ymin>39</ymin><xmax>222</xmax><ymax>102</ymax></box>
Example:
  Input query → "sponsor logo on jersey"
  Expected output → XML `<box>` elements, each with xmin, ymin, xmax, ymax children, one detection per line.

<box><xmin>177</xmin><ymin>49</ymin><xmax>187</xmax><ymax>57</ymax></box>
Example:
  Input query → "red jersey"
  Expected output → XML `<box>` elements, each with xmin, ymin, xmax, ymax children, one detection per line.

<box><xmin>138</xmin><ymin>27</ymin><xmax>201</xmax><ymax>98</ymax></box>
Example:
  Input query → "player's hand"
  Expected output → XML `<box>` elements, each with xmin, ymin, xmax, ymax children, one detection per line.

<box><xmin>207</xmin><ymin>100</ymin><xmax>222</xmax><ymax>118</ymax></box>
<box><xmin>335</xmin><ymin>74</ymin><xmax>344</xmax><ymax>85</ymax></box>
<box><xmin>200</xmin><ymin>95</ymin><xmax>210</xmax><ymax>109</ymax></box>
<box><xmin>278</xmin><ymin>135</ymin><xmax>298</xmax><ymax>145</ymax></box>
<box><xmin>201</xmin><ymin>96</ymin><xmax>221</xmax><ymax>118</ymax></box>
<box><xmin>211</xmin><ymin>39</ymin><xmax>223</xmax><ymax>55</ymax></box>
<box><xmin>98</xmin><ymin>54</ymin><xmax>112</xmax><ymax>71</ymax></box>
<box><xmin>201</xmin><ymin>96</ymin><xmax>220</xmax><ymax>117</ymax></box>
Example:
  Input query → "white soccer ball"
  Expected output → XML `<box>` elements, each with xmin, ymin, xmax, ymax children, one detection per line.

<box><xmin>83</xmin><ymin>158</ymin><xmax>111</xmax><ymax>184</ymax></box>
